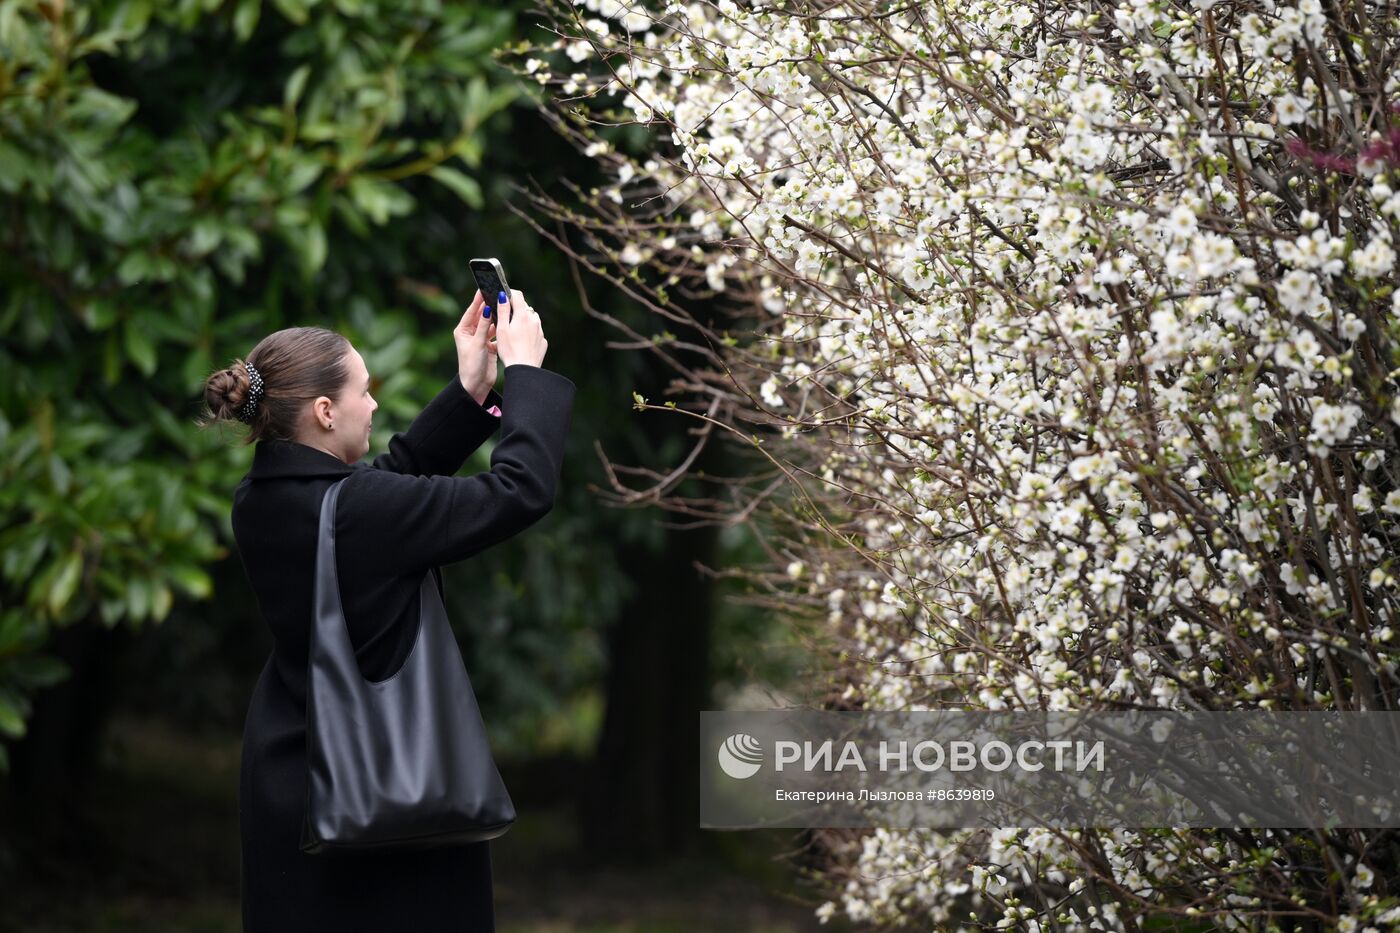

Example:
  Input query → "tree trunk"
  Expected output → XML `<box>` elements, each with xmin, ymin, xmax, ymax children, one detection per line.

<box><xmin>577</xmin><ymin>477</ymin><xmax>718</xmax><ymax>862</ymax></box>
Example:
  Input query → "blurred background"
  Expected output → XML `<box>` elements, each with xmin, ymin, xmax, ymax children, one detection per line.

<box><xmin>0</xmin><ymin>1</ymin><xmax>847</xmax><ymax>929</ymax></box>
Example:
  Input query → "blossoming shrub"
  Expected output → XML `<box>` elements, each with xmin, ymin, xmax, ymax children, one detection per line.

<box><xmin>519</xmin><ymin>0</ymin><xmax>1400</xmax><ymax>927</ymax></box>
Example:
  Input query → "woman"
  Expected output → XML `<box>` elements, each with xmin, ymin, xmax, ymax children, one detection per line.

<box><xmin>201</xmin><ymin>289</ymin><xmax>574</xmax><ymax>932</ymax></box>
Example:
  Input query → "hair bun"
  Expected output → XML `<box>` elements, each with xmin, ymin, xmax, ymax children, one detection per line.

<box><xmin>203</xmin><ymin>360</ymin><xmax>254</xmax><ymax>424</ymax></box>
<box><xmin>196</xmin><ymin>327</ymin><xmax>349</xmax><ymax>446</ymax></box>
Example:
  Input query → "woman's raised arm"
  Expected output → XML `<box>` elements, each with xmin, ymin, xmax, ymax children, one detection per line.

<box><xmin>361</xmin><ymin>376</ymin><xmax>505</xmax><ymax>477</ymax></box>
<box><xmin>339</xmin><ymin>364</ymin><xmax>575</xmax><ymax>578</ymax></box>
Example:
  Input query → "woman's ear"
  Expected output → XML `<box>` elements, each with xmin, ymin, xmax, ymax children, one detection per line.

<box><xmin>313</xmin><ymin>396</ymin><xmax>335</xmax><ymax>429</ymax></box>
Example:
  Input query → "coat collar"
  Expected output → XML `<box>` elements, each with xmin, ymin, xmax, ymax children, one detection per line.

<box><xmin>245</xmin><ymin>438</ymin><xmax>357</xmax><ymax>481</ymax></box>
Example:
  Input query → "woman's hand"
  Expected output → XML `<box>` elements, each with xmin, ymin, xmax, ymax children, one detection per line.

<box><xmin>454</xmin><ymin>290</ymin><xmax>498</xmax><ymax>405</ymax></box>
<box><xmin>492</xmin><ymin>289</ymin><xmax>549</xmax><ymax>369</ymax></box>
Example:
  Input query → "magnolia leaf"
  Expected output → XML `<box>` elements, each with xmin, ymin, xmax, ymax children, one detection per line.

<box><xmin>234</xmin><ymin>0</ymin><xmax>260</xmax><ymax>41</ymax></box>
<box><xmin>428</xmin><ymin>166</ymin><xmax>484</xmax><ymax>208</ymax></box>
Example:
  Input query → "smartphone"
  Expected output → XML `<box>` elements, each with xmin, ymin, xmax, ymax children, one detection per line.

<box><xmin>469</xmin><ymin>258</ymin><xmax>512</xmax><ymax>323</ymax></box>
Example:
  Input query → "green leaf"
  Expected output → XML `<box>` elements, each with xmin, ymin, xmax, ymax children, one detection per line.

<box><xmin>284</xmin><ymin>63</ymin><xmax>311</xmax><ymax>109</ymax></box>
<box><xmin>306</xmin><ymin>221</ymin><xmax>327</xmax><ymax>274</ymax></box>
<box><xmin>429</xmin><ymin>166</ymin><xmax>483</xmax><ymax>208</ymax></box>
<box><xmin>47</xmin><ymin>453</ymin><xmax>72</xmax><ymax>496</ymax></box>
<box><xmin>151</xmin><ymin>582</ymin><xmax>173</xmax><ymax>621</ymax></box>
<box><xmin>67</xmin><ymin>87</ymin><xmax>138</xmax><ymax>130</ymax></box>
<box><xmin>73</xmin><ymin>28</ymin><xmax>131</xmax><ymax>58</ymax></box>
<box><xmin>80</xmin><ymin>298</ymin><xmax>119</xmax><ymax>332</ymax></box>
<box><xmin>234</xmin><ymin>0</ymin><xmax>261</xmax><ymax>41</ymax></box>
<box><xmin>187</xmin><ymin>217</ymin><xmax>223</xmax><ymax>256</ymax></box>
<box><xmin>124</xmin><ymin>0</ymin><xmax>156</xmax><ymax>31</ymax></box>
<box><xmin>47</xmin><ymin>552</ymin><xmax>82</xmax><ymax>616</ymax></box>
<box><xmin>454</xmin><ymin>136</ymin><xmax>484</xmax><ymax>170</ymax></box>
<box><xmin>126</xmin><ymin>575</ymin><xmax>151</xmax><ymax>623</ymax></box>
<box><xmin>281</xmin><ymin>160</ymin><xmax>323</xmax><ymax>197</ymax></box>
<box><xmin>271</xmin><ymin>0</ymin><xmax>310</xmax><ymax>25</ymax></box>
<box><xmin>0</xmin><ymin>694</ymin><xmax>25</xmax><ymax>739</ymax></box>
<box><xmin>0</xmin><ymin>140</ymin><xmax>38</xmax><ymax>194</ymax></box>
<box><xmin>461</xmin><ymin>75</ymin><xmax>519</xmax><ymax>131</ymax></box>
<box><xmin>124</xmin><ymin>320</ymin><xmax>158</xmax><ymax>376</ymax></box>
<box><xmin>347</xmin><ymin>175</ymin><xmax>414</xmax><ymax>225</ymax></box>
<box><xmin>281</xmin><ymin>221</ymin><xmax>327</xmax><ymax>278</ymax></box>
<box><xmin>116</xmin><ymin>250</ymin><xmax>155</xmax><ymax>285</ymax></box>
<box><xmin>0</xmin><ymin>612</ymin><xmax>28</xmax><ymax>653</ymax></box>
<box><xmin>169</xmin><ymin>564</ymin><xmax>213</xmax><ymax>599</ymax></box>
<box><xmin>11</xmin><ymin>656</ymin><xmax>70</xmax><ymax>690</ymax></box>
<box><xmin>181</xmin><ymin>346</ymin><xmax>213</xmax><ymax>394</ymax></box>
<box><xmin>99</xmin><ymin>598</ymin><xmax>125</xmax><ymax>627</ymax></box>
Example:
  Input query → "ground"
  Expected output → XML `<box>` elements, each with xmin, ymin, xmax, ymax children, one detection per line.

<box><xmin>0</xmin><ymin>714</ymin><xmax>853</xmax><ymax>933</ymax></box>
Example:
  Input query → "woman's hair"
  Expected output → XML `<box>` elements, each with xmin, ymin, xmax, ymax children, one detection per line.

<box><xmin>199</xmin><ymin>327</ymin><xmax>352</xmax><ymax>445</ymax></box>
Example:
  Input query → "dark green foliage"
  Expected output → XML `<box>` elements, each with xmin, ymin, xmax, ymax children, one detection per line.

<box><xmin>0</xmin><ymin>0</ymin><xmax>520</xmax><ymax>766</ymax></box>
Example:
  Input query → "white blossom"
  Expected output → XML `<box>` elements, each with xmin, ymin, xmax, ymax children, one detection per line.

<box><xmin>1274</xmin><ymin>93</ymin><xmax>1308</xmax><ymax>125</ymax></box>
<box><xmin>525</xmin><ymin>0</ymin><xmax>1400</xmax><ymax>925</ymax></box>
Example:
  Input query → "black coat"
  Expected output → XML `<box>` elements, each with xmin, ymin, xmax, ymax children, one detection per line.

<box><xmin>232</xmin><ymin>363</ymin><xmax>576</xmax><ymax>932</ymax></box>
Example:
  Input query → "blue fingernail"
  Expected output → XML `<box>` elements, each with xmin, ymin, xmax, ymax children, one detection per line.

<box><xmin>497</xmin><ymin>290</ymin><xmax>507</xmax><ymax>303</ymax></box>
<box><xmin>483</xmin><ymin>305</ymin><xmax>492</xmax><ymax>318</ymax></box>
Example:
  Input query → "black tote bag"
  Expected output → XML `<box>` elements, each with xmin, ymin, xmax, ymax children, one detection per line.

<box><xmin>300</xmin><ymin>476</ymin><xmax>516</xmax><ymax>855</ymax></box>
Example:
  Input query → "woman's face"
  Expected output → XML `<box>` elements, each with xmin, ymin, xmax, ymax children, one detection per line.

<box><xmin>329</xmin><ymin>347</ymin><xmax>378</xmax><ymax>463</ymax></box>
